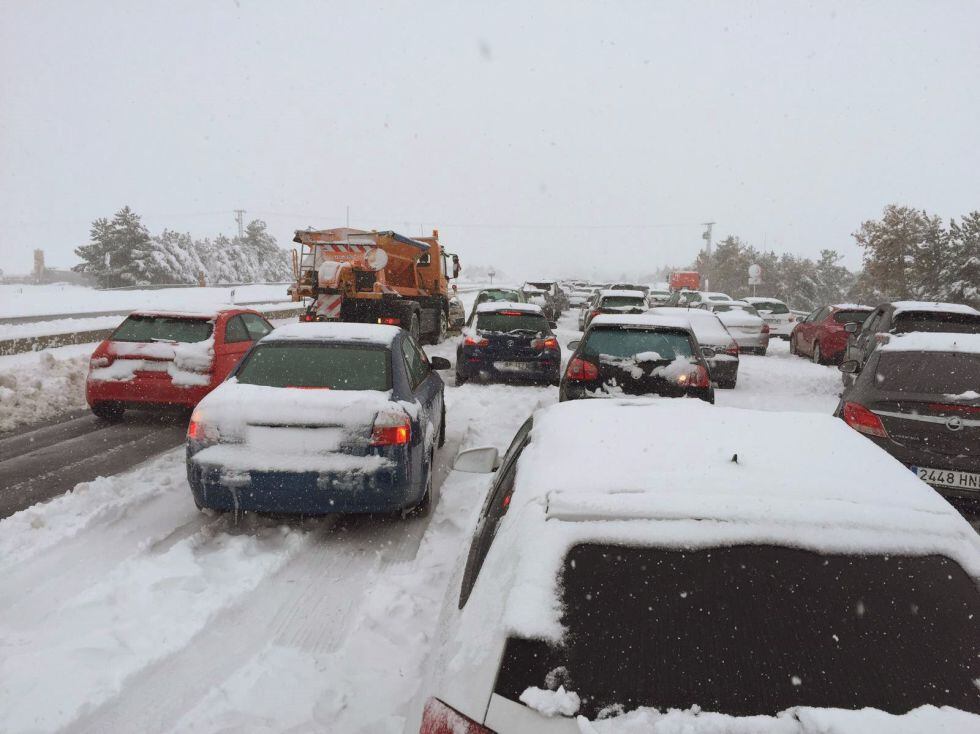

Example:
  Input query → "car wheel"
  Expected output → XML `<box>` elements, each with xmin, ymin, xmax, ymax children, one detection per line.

<box><xmin>812</xmin><ymin>342</ymin><xmax>822</xmax><ymax>365</ymax></box>
<box><xmin>406</xmin><ymin>453</ymin><xmax>433</xmax><ymax>518</ymax></box>
<box><xmin>789</xmin><ymin>336</ymin><xmax>798</xmax><ymax>355</ymax></box>
<box><xmin>455</xmin><ymin>369</ymin><xmax>468</xmax><ymax>385</ymax></box>
<box><xmin>91</xmin><ymin>401</ymin><xmax>124</xmax><ymax>422</ymax></box>
<box><xmin>438</xmin><ymin>400</ymin><xmax>446</xmax><ymax>448</ymax></box>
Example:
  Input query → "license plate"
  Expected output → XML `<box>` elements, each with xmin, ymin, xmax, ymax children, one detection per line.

<box><xmin>495</xmin><ymin>361</ymin><xmax>533</xmax><ymax>372</ymax></box>
<box><xmin>913</xmin><ymin>466</ymin><xmax>980</xmax><ymax>491</ymax></box>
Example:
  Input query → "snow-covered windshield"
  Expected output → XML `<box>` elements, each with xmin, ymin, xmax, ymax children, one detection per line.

<box><xmin>476</xmin><ymin>311</ymin><xmax>549</xmax><ymax>334</ymax></box>
<box><xmin>875</xmin><ymin>352</ymin><xmax>980</xmax><ymax>394</ymax></box>
<box><xmin>582</xmin><ymin>327</ymin><xmax>692</xmax><ymax>361</ymax></box>
<box><xmin>599</xmin><ymin>296</ymin><xmax>645</xmax><ymax>309</ymax></box>
<box><xmin>112</xmin><ymin>315</ymin><xmax>213</xmax><ymax>343</ymax></box>
<box><xmin>235</xmin><ymin>343</ymin><xmax>390</xmax><ymax>390</ymax></box>
<box><xmin>494</xmin><ymin>544</ymin><xmax>980</xmax><ymax>719</ymax></box>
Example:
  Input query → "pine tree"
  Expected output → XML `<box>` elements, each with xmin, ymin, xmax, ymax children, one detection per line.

<box><xmin>946</xmin><ymin>212</ymin><xmax>980</xmax><ymax>307</ymax></box>
<box><xmin>73</xmin><ymin>206</ymin><xmax>153</xmax><ymax>288</ymax></box>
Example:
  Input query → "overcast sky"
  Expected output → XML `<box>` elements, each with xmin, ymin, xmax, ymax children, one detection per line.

<box><xmin>2</xmin><ymin>0</ymin><xmax>978</xmax><ymax>279</ymax></box>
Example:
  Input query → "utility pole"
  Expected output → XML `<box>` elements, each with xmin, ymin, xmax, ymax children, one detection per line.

<box><xmin>234</xmin><ymin>209</ymin><xmax>246</xmax><ymax>239</ymax></box>
<box><xmin>701</xmin><ymin>221</ymin><xmax>715</xmax><ymax>290</ymax></box>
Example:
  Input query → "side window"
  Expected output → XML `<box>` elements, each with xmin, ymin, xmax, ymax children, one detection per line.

<box><xmin>400</xmin><ymin>336</ymin><xmax>429</xmax><ymax>389</ymax></box>
<box><xmin>224</xmin><ymin>315</ymin><xmax>250</xmax><ymax>343</ymax></box>
<box><xmin>240</xmin><ymin>313</ymin><xmax>273</xmax><ymax>341</ymax></box>
<box><xmin>459</xmin><ymin>418</ymin><xmax>534</xmax><ymax>608</ymax></box>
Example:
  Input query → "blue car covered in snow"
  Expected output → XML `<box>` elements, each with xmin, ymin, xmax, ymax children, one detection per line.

<box><xmin>185</xmin><ymin>322</ymin><xmax>449</xmax><ymax>516</ymax></box>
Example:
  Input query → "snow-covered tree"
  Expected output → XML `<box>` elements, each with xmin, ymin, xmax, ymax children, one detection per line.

<box><xmin>74</xmin><ymin>206</ymin><xmax>153</xmax><ymax>288</ymax></box>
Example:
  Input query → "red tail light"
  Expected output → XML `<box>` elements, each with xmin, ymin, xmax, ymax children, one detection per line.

<box><xmin>689</xmin><ymin>364</ymin><xmax>711</xmax><ymax>388</ymax></box>
<box><xmin>926</xmin><ymin>403</ymin><xmax>980</xmax><ymax>415</ymax></box>
<box><xmin>590</xmin><ymin>310</ymin><xmax>601</xmax><ymax>320</ymax></box>
<box><xmin>371</xmin><ymin>409</ymin><xmax>412</xmax><ymax>446</ymax></box>
<box><xmin>566</xmin><ymin>357</ymin><xmax>599</xmax><ymax>381</ymax></box>
<box><xmin>419</xmin><ymin>698</ymin><xmax>491</xmax><ymax>734</ymax></box>
<box><xmin>498</xmin><ymin>310</ymin><xmax>524</xmax><ymax>316</ymax></box>
<box><xmin>725</xmin><ymin>343</ymin><xmax>739</xmax><ymax>356</ymax></box>
<box><xmin>464</xmin><ymin>335</ymin><xmax>489</xmax><ymax>347</ymax></box>
<box><xmin>378</xmin><ymin>316</ymin><xmax>401</xmax><ymax>326</ymax></box>
<box><xmin>532</xmin><ymin>337</ymin><xmax>559</xmax><ymax>351</ymax></box>
<box><xmin>842</xmin><ymin>402</ymin><xmax>888</xmax><ymax>438</ymax></box>
<box><xmin>761</xmin><ymin>323</ymin><xmax>770</xmax><ymax>334</ymax></box>
<box><xmin>302</xmin><ymin>313</ymin><xmax>315</xmax><ymax>322</ymax></box>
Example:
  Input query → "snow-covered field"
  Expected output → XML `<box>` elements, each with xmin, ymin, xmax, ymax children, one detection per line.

<box><xmin>0</xmin><ymin>283</ymin><xmax>293</xmax><ymax>319</ymax></box>
<box><xmin>0</xmin><ymin>291</ymin><xmax>911</xmax><ymax>734</ymax></box>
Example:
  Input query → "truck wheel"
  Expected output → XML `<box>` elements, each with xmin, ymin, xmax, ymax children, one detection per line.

<box><xmin>429</xmin><ymin>310</ymin><xmax>448</xmax><ymax>345</ymax></box>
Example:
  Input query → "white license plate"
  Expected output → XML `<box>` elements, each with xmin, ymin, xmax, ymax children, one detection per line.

<box><xmin>913</xmin><ymin>466</ymin><xmax>980</xmax><ymax>491</ymax></box>
<box><xmin>495</xmin><ymin>361</ymin><xmax>533</xmax><ymax>372</ymax></box>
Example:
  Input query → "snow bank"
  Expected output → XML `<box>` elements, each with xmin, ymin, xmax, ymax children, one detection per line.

<box><xmin>0</xmin><ymin>283</ymin><xmax>292</xmax><ymax>318</ymax></box>
<box><xmin>578</xmin><ymin>704</ymin><xmax>979</xmax><ymax>733</ymax></box>
<box><xmin>0</xmin><ymin>345</ymin><xmax>90</xmax><ymax>432</ymax></box>
<box><xmin>520</xmin><ymin>685</ymin><xmax>581</xmax><ymax>717</ymax></box>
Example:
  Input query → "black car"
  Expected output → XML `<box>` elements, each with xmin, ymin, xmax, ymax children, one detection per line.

<box><xmin>456</xmin><ymin>303</ymin><xmax>561</xmax><ymax>385</ymax></box>
<box><xmin>522</xmin><ymin>281</ymin><xmax>564</xmax><ymax>319</ymax></box>
<box><xmin>838</xmin><ymin>332</ymin><xmax>980</xmax><ymax>507</ymax></box>
<box><xmin>560</xmin><ymin>314</ymin><xmax>715</xmax><ymax>403</ymax></box>
<box><xmin>842</xmin><ymin>300</ymin><xmax>980</xmax><ymax>385</ymax></box>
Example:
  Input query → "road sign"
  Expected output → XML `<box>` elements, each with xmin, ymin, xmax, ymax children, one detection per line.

<box><xmin>748</xmin><ymin>263</ymin><xmax>762</xmax><ymax>285</ymax></box>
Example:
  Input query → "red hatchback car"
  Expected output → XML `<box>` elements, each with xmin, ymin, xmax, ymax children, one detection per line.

<box><xmin>86</xmin><ymin>308</ymin><xmax>274</xmax><ymax>420</ymax></box>
<box><xmin>790</xmin><ymin>303</ymin><xmax>872</xmax><ymax>365</ymax></box>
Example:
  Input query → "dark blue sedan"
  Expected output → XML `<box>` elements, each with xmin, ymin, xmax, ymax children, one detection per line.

<box><xmin>455</xmin><ymin>302</ymin><xmax>561</xmax><ymax>385</ymax></box>
<box><xmin>185</xmin><ymin>322</ymin><xmax>449</xmax><ymax>516</ymax></box>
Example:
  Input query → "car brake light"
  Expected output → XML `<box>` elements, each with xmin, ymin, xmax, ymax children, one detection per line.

<box><xmin>565</xmin><ymin>357</ymin><xmax>599</xmax><ymax>381</ymax></box>
<box><xmin>464</xmin><ymin>335</ymin><xmax>489</xmax><ymax>347</ymax></box>
<box><xmin>302</xmin><ymin>313</ymin><xmax>315</xmax><ymax>322</ymax></box>
<box><xmin>419</xmin><ymin>698</ymin><xmax>491</xmax><ymax>734</ymax></box>
<box><xmin>689</xmin><ymin>364</ymin><xmax>711</xmax><ymax>388</ymax></box>
<box><xmin>842</xmin><ymin>402</ymin><xmax>888</xmax><ymax>438</ymax></box>
<box><xmin>498</xmin><ymin>310</ymin><xmax>523</xmax><ymax>316</ymax></box>
<box><xmin>532</xmin><ymin>337</ymin><xmax>559</xmax><ymax>351</ymax></box>
<box><xmin>187</xmin><ymin>409</ymin><xmax>220</xmax><ymax>443</ymax></box>
<box><xmin>378</xmin><ymin>316</ymin><xmax>401</xmax><ymax>326</ymax></box>
<box><xmin>725</xmin><ymin>343</ymin><xmax>739</xmax><ymax>356</ymax></box>
<box><xmin>761</xmin><ymin>323</ymin><xmax>770</xmax><ymax>333</ymax></box>
<box><xmin>927</xmin><ymin>402</ymin><xmax>980</xmax><ymax>415</ymax></box>
<box><xmin>371</xmin><ymin>409</ymin><xmax>412</xmax><ymax>446</ymax></box>
<box><xmin>590</xmin><ymin>310</ymin><xmax>601</xmax><ymax>320</ymax></box>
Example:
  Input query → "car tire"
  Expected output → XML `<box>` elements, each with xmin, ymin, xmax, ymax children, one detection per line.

<box><xmin>406</xmin><ymin>453</ymin><xmax>433</xmax><ymax>518</ymax></box>
<box><xmin>812</xmin><ymin>342</ymin><xmax>822</xmax><ymax>365</ymax></box>
<box><xmin>91</xmin><ymin>401</ymin><xmax>124</xmax><ymax>422</ymax></box>
<box><xmin>455</xmin><ymin>369</ymin><xmax>468</xmax><ymax>385</ymax></box>
<box><xmin>438</xmin><ymin>400</ymin><xmax>446</xmax><ymax>448</ymax></box>
<box><xmin>756</xmin><ymin>346</ymin><xmax>768</xmax><ymax>356</ymax></box>
<box><xmin>789</xmin><ymin>336</ymin><xmax>798</xmax><ymax>356</ymax></box>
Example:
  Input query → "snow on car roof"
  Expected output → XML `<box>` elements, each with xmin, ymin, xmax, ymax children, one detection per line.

<box><xmin>744</xmin><ymin>296</ymin><xmax>785</xmax><ymax>304</ymax></box>
<box><xmin>129</xmin><ymin>309</ymin><xmax>221</xmax><ymax>320</ymax></box>
<box><xmin>831</xmin><ymin>303</ymin><xmax>873</xmax><ymax>310</ymax></box>
<box><xmin>262</xmin><ymin>322</ymin><xmax>401</xmax><ymax>345</ymax></box>
<box><xmin>879</xmin><ymin>332</ymin><xmax>980</xmax><ymax>354</ymax></box>
<box><xmin>646</xmin><ymin>307</ymin><xmax>731</xmax><ymax>341</ymax></box>
<box><xmin>599</xmin><ymin>289</ymin><xmax>645</xmax><ymax>299</ymax></box>
<box><xmin>475</xmin><ymin>301</ymin><xmax>543</xmax><ymax>314</ymax></box>
<box><xmin>472</xmin><ymin>399</ymin><xmax>979</xmax><ymax>642</ymax></box>
<box><xmin>702</xmin><ymin>291</ymin><xmax>733</xmax><ymax>300</ymax></box>
<box><xmin>589</xmin><ymin>313</ymin><xmax>692</xmax><ymax>331</ymax></box>
<box><xmin>891</xmin><ymin>300</ymin><xmax>980</xmax><ymax>316</ymax></box>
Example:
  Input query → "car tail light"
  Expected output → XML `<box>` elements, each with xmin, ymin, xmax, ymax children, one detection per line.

<box><xmin>187</xmin><ymin>409</ymin><xmax>220</xmax><ymax>443</ymax></box>
<box><xmin>689</xmin><ymin>364</ymin><xmax>711</xmax><ymax>388</ymax></box>
<box><xmin>842</xmin><ymin>402</ymin><xmax>888</xmax><ymax>438</ymax></box>
<box><xmin>499</xmin><ymin>310</ymin><xmax>523</xmax><ymax>316</ymax></box>
<box><xmin>419</xmin><ymin>698</ymin><xmax>491</xmax><ymax>734</ymax></box>
<box><xmin>590</xmin><ymin>310</ymin><xmax>601</xmax><ymax>320</ymax></box>
<box><xmin>371</xmin><ymin>409</ymin><xmax>412</xmax><ymax>446</ymax></box>
<box><xmin>927</xmin><ymin>402</ymin><xmax>980</xmax><ymax>415</ymax></box>
<box><xmin>464</xmin><ymin>335</ymin><xmax>489</xmax><ymax>347</ymax></box>
<box><xmin>725</xmin><ymin>343</ymin><xmax>739</xmax><ymax>356</ymax></box>
<box><xmin>532</xmin><ymin>337</ymin><xmax>559</xmax><ymax>351</ymax></box>
<box><xmin>761</xmin><ymin>323</ymin><xmax>770</xmax><ymax>334</ymax></box>
<box><xmin>302</xmin><ymin>313</ymin><xmax>315</xmax><ymax>322</ymax></box>
<box><xmin>565</xmin><ymin>357</ymin><xmax>599</xmax><ymax>381</ymax></box>
<box><xmin>378</xmin><ymin>316</ymin><xmax>401</xmax><ymax>326</ymax></box>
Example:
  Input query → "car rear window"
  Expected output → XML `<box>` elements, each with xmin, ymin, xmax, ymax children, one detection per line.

<box><xmin>235</xmin><ymin>343</ymin><xmax>390</xmax><ymax>390</ymax></box>
<box><xmin>875</xmin><ymin>352</ymin><xmax>980</xmax><ymax>394</ymax></box>
<box><xmin>494</xmin><ymin>544</ymin><xmax>979</xmax><ymax>719</ymax></box>
<box><xmin>582</xmin><ymin>327</ymin><xmax>694</xmax><ymax>361</ymax></box>
<box><xmin>481</xmin><ymin>289</ymin><xmax>522</xmax><ymax>301</ymax></box>
<box><xmin>833</xmin><ymin>309</ymin><xmax>872</xmax><ymax>324</ymax></box>
<box><xmin>112</xmin><ymin>315</ymin><xmax>213</xmax><ymax>343</ymax></box>
<box><xmin>893</xmin><ymin>311</ymin><xmax>980</xmax><ymax>334</ymax></box>
<box><xmin>751</xmin><ymin>301</ymin><xmax>788</xmax><ymax>314</ymax></box>
<box><xmin>599</xmin><ymin>296</ymin><xmax>645</xmax><ymax>308</ymax></box>
<box><xmin>476</xmin><ymin>311</ymin><xmax>549</xmax><ymax>333</ymax></box>
<box><xmin>713</xmin><ymin>304</ymin><xmax>759</xmax><ymax>315</ymax></box>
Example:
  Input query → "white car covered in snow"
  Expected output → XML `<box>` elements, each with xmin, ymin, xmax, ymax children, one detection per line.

<box><xmin>699</xmin><ymin>300</ymin><xmax>770</xmax><ymax>354</ymax></box>
<box><xmin>744</xmin><ymin>296</ymin><xmax>796</xmax><ymax>338</ymax></box>
<box><xmin>413</xmin><ymin>399</ymin><xmax>980</xmax><ymax>732</ymax></box>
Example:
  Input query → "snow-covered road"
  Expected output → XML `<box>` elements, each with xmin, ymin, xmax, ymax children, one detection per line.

<box><xmin>0</xmin><ymin>303</ymin><xmax>851</xmax><ymax>734</ymax></box>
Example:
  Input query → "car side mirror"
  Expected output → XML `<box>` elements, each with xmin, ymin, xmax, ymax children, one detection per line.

<box><xmin>844</xmin><ymin>322</ymin><xmax>859</xmax><ymax>333</ymax></box>
<box><xmin>567</xmin><ymin>340</ymin><xmax>581</xmax><ymax>350</ymax></box>
<box><xmin>701</xmin><ymin>347</ymin><xmax>716</xmax><ymax>358</ymax></box>
<box><xmin>839</xmin><ymin>360</ymin><xmax>860</xmax><ymax>374</ymax></box>
<box><xmin>548</xmin><ymin>321</ymin><xmax>558</xmax><ymax>329</ymax></box>
<box><xmin>453</xmin><ymin>446</ymin><xmax>500</xmax><ymax>473</ymax></box>
<box><xmin>429</xmin><ymin>356</ymin><xmax>451</xmax><ymax>370</ymax></box>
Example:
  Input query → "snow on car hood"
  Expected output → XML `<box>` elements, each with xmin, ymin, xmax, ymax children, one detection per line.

<box><xmin>193</xmin><ymin>379</ymin><xmax>397</xmax><ymax>441</ymax></box>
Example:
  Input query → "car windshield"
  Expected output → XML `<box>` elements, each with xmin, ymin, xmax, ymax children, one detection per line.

<box><xmin>834</xmin><ymin>309</ymin><xmax>872</xmax><ymax>324</ymax></box>
<box><xmin>751</xmin><ymin>301</ymin><xmax>788</xmax><ymax>314</ymax></box>
<box><xmin>480</xmin><ymin>289</ymin><xmax>521</xmax><ymax>301</ymax></box>
<box><xmin>893</xmin><ymin>311</ymin><xmax>980</xmax><ymax>334</ymax></box>
<box><xmin>713</xmin><ymin>303</ymin><xmax>758</xmax><ymax>315</ymax></box>
<box><xmin>526</xmin><ymin>282</ymin><xmax>554</xmax><ymax>291</ymax></box>
<box><xmin>235</xmin><ymin>343</ymin><xmax>391</xmax><ymax>390</ymax></box>
<box><xmin>493</xmin><ymin>544</ymin><xmax>979</xmax><ymax>719</ymax></box>
<box><xmin>875</xmin><ymin>352</ymin><xmax>980</xmax><ymax>394</ymax></box>
<box><xmin>600</xmin><ymin>296</ymin><xmax>645</xmax><ymax>309</ymax></box>
<box><xmin>582</xmin><ymin>327</ymin><xmax>693</xmax><ymax>361</ymax></box>
<box><xmin>112</xmin><ymin>315</ymin><xmax>213</xmax><ymax>343</ymax></box>
<box><xmin>476</xmin><ymin>311</ymin><xmax>549</xmax><ymax>334</ymax></box>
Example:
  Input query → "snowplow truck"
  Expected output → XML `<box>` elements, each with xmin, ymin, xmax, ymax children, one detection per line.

<box><xmin>290</xmin><ymin>227</ymin><xmax>459</xmax><ymax>344</ymax></box>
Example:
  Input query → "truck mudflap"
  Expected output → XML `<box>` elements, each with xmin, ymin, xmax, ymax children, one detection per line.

<box><xmin>313</xmin><ymin>294</ymin><xmax>343</xmax><ymax>319</ymax></box>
